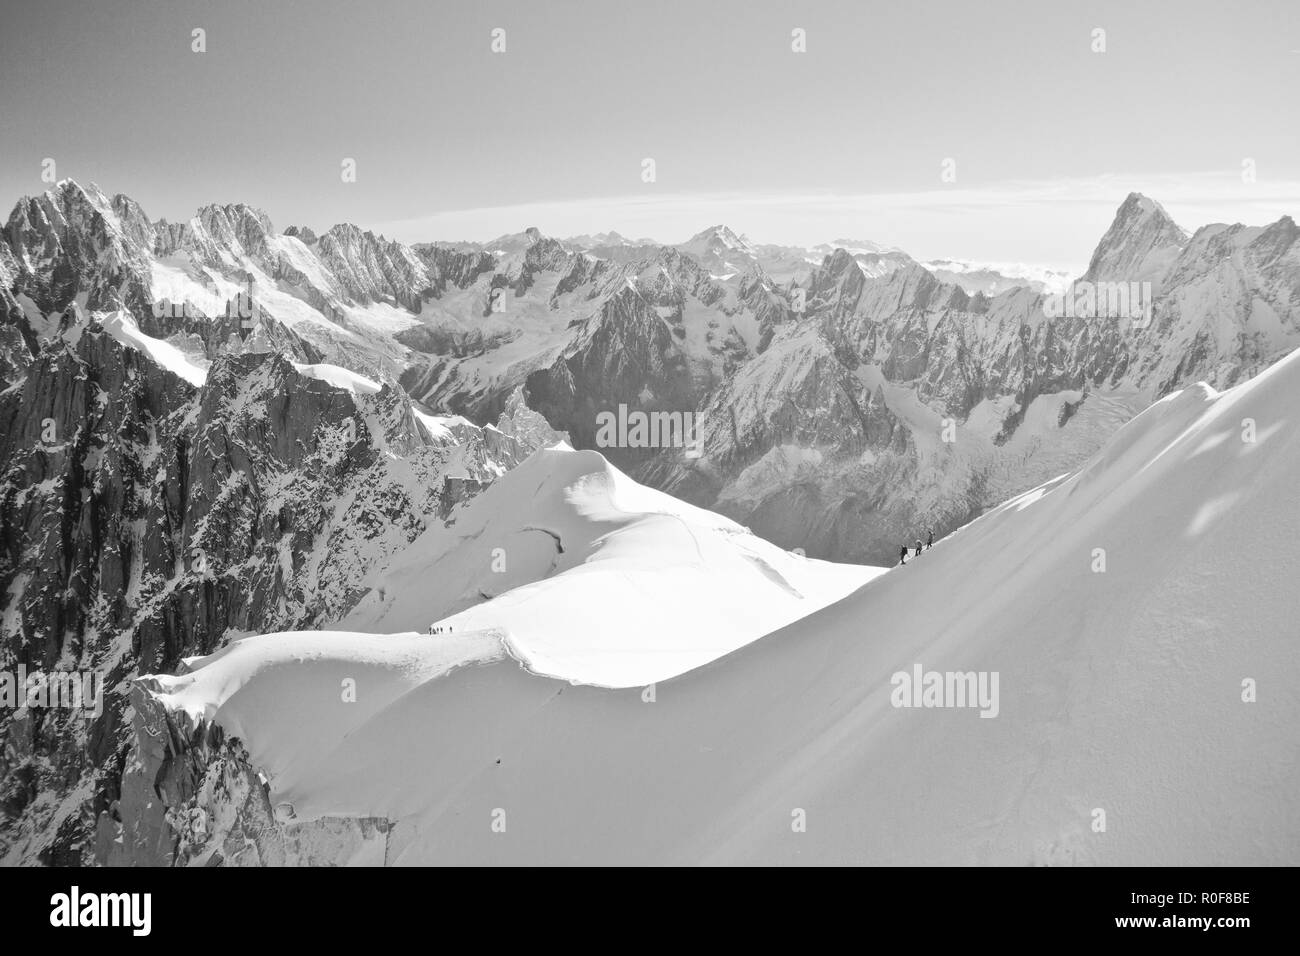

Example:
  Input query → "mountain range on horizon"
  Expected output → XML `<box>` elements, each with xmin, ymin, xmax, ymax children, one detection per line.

<box><xmin>2</xmin><ymin>176</ymin><xmax>1298</xmax><ymax>865</ymax></box>
<box><xmin>3</xmin><ymin>179</ymin><xmax>1298</xmax><ymax>567</ymax></box>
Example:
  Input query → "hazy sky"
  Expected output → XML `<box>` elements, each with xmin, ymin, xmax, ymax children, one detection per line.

<box><xmin>2</xmin><ymin>0</ymin><xmax>1298</xmax><ymax>268</ymax></box>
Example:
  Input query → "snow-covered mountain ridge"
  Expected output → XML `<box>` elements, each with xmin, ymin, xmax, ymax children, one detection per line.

<box><xmin>10</xmin><ymin>181</ymin><xmax>1292</xmax><ymax>568</ymax></box>
<box><xmin>122</xmin><ymin>338</ymin><xmax>1300</xmax><ymax>865</ymax></box>
<box><xmin>3</xmin><ymin>180</ymin><xmax>1297</xmax><ymax>863</ymax></box>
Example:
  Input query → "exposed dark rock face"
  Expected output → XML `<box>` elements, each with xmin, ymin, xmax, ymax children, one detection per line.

<box><xmin>0</xmin><ymin>329</ymin><xmax>537</xmax><ymax>864</ymax></box>
<box><xmin>0</xmin><ymin>182</ymin><xmax>570</xmax><ymax>864</ymax></box>
<box><xmin>96</xmin><ymin>681</ymin><xmax>390</xmax><ymax>866</ymax></box>
<box><xmin>411</xmin><ymin>243</ymin><xmax>497</xmax><ymax>296</ymax></box>
<box><xmin>525</xmin><ymin>288</ymin><xmax>698</xmax><ymax>467</ymax></box>
<box><xmin>315</xmin><ymin>223</ymin><xmax>434</xmax><ymax>312</ymax></box>
<box><xmin>4</xmin><ymin>181</ymin><xmax>154</xmax><ymax>318</ymax></box>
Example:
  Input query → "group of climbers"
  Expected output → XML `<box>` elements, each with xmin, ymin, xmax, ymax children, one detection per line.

<box><xmin>898</xmin><ymin>529</ymin><xmax>934</xmax><ymax>565</ymax></box>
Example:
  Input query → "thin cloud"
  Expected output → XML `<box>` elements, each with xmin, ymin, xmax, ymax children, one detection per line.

<box><xmin>371</xmin><ymin>172</ymin><xmax>1300</xmax><ymax>267</ymax></box>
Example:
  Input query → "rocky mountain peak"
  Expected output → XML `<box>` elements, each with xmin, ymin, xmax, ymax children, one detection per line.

<box><xmin>184</xmin><ymin>202</ymin><xmax>277</xmax><ymax>265</ymax></box>
<box><xmin>3</xmin><ymin>178</ymin><xmax>153</xmax><ymax>314</ymax></box>
<box><xmin>282</xmin><ymin>224</ymin><xmax>318</xmax><ymax>245</ymax></box>
<box><xmin>1083</xmin><ymin>192</ymin><xmax>1188</xmax><ymax>286</ymax></box>
<box><xmin>684</xmin><ymin>224</ymin><xmax>753</xmax><ymax>253</ymax></box>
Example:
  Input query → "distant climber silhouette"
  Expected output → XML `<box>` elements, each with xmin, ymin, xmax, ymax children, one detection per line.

<box><xmin>915</xmin><ymin>539</ymin><xmax>923</xmax><ymax>558</ymax></box>
<box><xmin>927</xmin><ymin>529</ymin><xmax>933</xmax><ymax>550</ymax></box>
<box><xmin>899</xmin><ymin>544</ymin><xmax>908</xmax><ymax>566</ymax></box>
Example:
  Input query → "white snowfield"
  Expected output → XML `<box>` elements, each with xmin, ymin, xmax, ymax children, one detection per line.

<box><xmin>145</xmin><ymin>347</ymin><xmax>1300</xmax><ymax>864</ymax></box>
<box><xmin>100</xmin><ymin>309</ymin><xmax>208</xmax><ymax>386</ymax></box>
<box><xmin>99</xmin><ymin>305</ymin><xmax>391</xmax><ymax>398</ymax></box>
<box><xmin>306</xmin><ymin>444</ymin><xmax>879</xmax><ymax>685</ymax></box>
<box><xmin>289</xmin><ymin>362</ymin><xmax>382</xmax><ymax>395</ymax></box>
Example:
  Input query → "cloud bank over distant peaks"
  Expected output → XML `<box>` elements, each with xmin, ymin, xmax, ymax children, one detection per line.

<box><xmin>373</xmin><ymin>171</ymin><xmax>1300</xmax><ymax>272</ymax></box>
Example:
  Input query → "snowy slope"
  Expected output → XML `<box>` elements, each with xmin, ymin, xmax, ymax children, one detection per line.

<box><xmin>334</xmin><ymin>444</ymin><xmax>880</xmax><ymax>685</ymax></box>
<box><xmin>143</xmin><ymin>345</ymin><xmax>1300</xmax><ymax>865</ymax></box>
<box><xmin>100</xmin><ymin>309</ymin><xmax>208</xmax><ymax>386</ymax></box>
<box><xmin>291</xmin><ymin>362</ymin><xmax>382</xmax><ymax>395</ymax></box>
<box><xmin>100</xmin><ymin>307</ymin><xmax>389</xmax><ymax>397</ymax></box>
<box><xmin>149</xmin><ymin>631</ymin><xmax>505</xmax><ymax>801</ymax></box>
